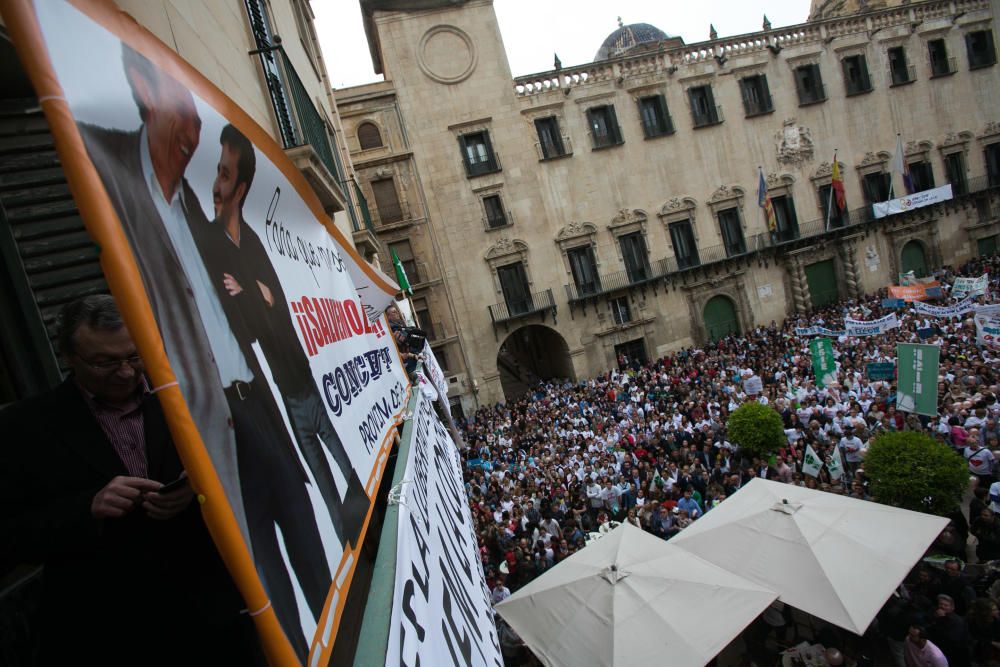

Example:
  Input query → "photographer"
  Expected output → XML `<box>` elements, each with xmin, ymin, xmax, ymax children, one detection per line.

<box><xmin>386</xmin><ymin>304</ymin><xmax>425</xmax><ymax>377</ymax></box>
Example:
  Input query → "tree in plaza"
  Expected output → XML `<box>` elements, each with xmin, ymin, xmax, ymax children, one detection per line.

<box><xmin>726</xmin><ymin>402</ymin><xmax>785</xmax><ymax>461</ymax></box>
<box><xmin>864</xmin><ymin>431</ymin><xmax>968</xmax><ymax>516</ymax></box>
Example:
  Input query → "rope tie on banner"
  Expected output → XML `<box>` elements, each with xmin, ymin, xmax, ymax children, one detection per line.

<box><xmin>401</xmin><ymin>410</ymin><xmax>414</xmax><ymax>422</ymax></box>
<box><xmin>247</xmin><ymin>600</ymin><xmax>272</xmax><ymax>617</ymax></box>
<box><xmin>37</xmin><ymin>95</ymin><xmax>66</xmax><ymax>105</ymax></box>
<box><xmin>387</xmin><ymin>479</ymin><xmax>411</xmax><ymax>507</ymax></box>
<box><xmin>150</xmin><ymin>381</ymin><xmax>179</xmax><ymax>394</ymax></box>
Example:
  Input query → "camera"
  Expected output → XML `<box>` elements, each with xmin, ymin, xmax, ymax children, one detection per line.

<box><xmin>391</xmin><ymin>324</ymin><xmax>427</xmax><ymax>355</ymax></box>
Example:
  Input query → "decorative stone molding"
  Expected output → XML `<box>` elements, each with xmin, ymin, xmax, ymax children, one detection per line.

<box><xmin>978</xmin><ymin>121</ymin><xmax>1000</xmax><ymax>142</ymax></box>
<box><xmin>556</xmin><ymin>221</ymin><xmax>597</xmax><ymax>245</ymax></box>
<box><xmin>938</xmin><ymin>130</ymin><xmax>974</xmax><ymax>155</ymax></box>
<box><xmin>608</xmin><ymin>208</ymin><xmax>648</xmax><ymax>232</ymax></box>
<box><xmin>485</xmin><ymin>236</ymin><xmax>529</xmax><ymax>261</ymax></box>
<box><xmin>658</xmin><ymin>197</ymin><xmax>699</xmax><ymax>226</ymax></box>
<box><xmin>775</xmin><ymin>120</ymin><xmax>815</xmax><ymax>167</ymax></box>
<box><xmin>856</xmin><ymin>150</ymin><xmax>891</xmax><ymax>176</ymax></box>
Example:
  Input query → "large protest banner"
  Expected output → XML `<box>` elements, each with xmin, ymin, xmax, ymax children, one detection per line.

<box><xmin>977</xmin><ymin>314</ymin><xmax>1000</xmax><ymax>348</ymax></box>
<box><xmin>387</xmin><ymin>390</ymin><xmax>502</xmax><ymax>667</ymax></box>
<box><xmin>795</xmin><ymin>326</ymin><xmax>846</xmax><ymax>337</ymax></box>
<box><xmin>897</xmin><ymin>343</ymin><xmax>940</xmax><ymax>417</ymax></box>
<box><xmin>953</xmin><ymin>274</ymin><xmax>989</xmax><ymax>299</ymax></box>
<box><xmin>845</xmin><ymin>313</ymin><xmax>900</xmax><ymax>337</ymax></box>
<box><xmin>888</xmin><ymin>282</ymin><xmax>941</xmax><ymax>302</ymax></box>
<box><xmin>1</xmin><ymin>1</ymin><xmax>411</xmax><ymax>663</ymax></box>
<box><xmin>872</xmin><ymin>184</ymin><xmax>953</xmax><ymax>219</ymax></box>
<box><xmin>809</xmin><ymin>338</ymin><xmax>837</xmax><ymax>387</ymax></box>
<box><xmin>913</xmin><ymin>298</ymin><xmax>977</xmax><ymax>318</ymax></box>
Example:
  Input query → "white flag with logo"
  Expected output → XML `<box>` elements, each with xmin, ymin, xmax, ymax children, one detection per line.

<box><xmin>828</xmin><ymin>446</ymin><xmax>846</xmax><ymax>481</ymax></box>
<box><xmin>803</xmin><ymin>444</ymin><xmax>823</xmax><ymax>477</ymax></box>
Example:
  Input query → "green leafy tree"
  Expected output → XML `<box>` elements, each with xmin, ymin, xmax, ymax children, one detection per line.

<box><xmin>726</xmin><ymin>402</ymin><xmax>785</xmax><ymax>460</ymax></box>
<box><xmin>864</xmin><ymin>431</ymin><xmax>967</xmax><ymax>516</ymax></box>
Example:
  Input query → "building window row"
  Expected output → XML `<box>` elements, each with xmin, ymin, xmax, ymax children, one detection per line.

<box><xmin>458</xmin><ymin>31</ymin><xmax>995</xmax><ymax>175</ymax></box>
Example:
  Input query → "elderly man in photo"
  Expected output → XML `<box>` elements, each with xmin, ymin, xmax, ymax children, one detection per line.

<box><xmin>76</xmin><ymin>44</ymin><xmax>329</xmax><ymax>658</ymax></box>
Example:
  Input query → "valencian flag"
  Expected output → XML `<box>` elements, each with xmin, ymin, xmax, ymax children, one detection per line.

<box><xmin>757</xmin><ymin>168</ymin><xmax>777</xmax><ymax>232</ymax></box>
<box><xmin>392</xmin><ymin>248</ymin><xmax>413</xmax><ymax>295</ymax></box>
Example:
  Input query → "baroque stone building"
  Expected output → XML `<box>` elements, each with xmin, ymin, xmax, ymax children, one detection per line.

<box><xmin>337</xmin><ymin>0</ymin><xmax>1000</xmax><ymax>410</ymax></box>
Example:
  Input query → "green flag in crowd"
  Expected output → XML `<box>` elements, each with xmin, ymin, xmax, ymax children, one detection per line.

<box><xmin>391</xmin><ymin>248</ymin><xmax>412</xmax><ymax>295</ymax></box>
<box><xmin>809</xmin><ymin>338</ymin><xmax>837</xmax><ymax>387</ymax></box>
<box><xmin>896</xmin><ymin>343</ymin><xmax>940</xmax><ymax>416</ymax></box>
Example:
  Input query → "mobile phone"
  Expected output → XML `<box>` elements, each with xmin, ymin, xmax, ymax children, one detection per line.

<box><xmin>157</xmin><ymin>476</ymin><xmax>190</xmax><ymax>494</ymax></box>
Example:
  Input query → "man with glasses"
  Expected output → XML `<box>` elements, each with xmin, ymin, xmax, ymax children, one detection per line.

<box><xmin>0</xmin><ymin>295</ymin><xmax>259</xmax><ymax>665</ymax></box>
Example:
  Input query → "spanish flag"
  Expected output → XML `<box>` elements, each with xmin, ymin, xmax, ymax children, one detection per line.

<box><xmin>831</xmin><ymin>152</ymin><xmax>846</xmax><ymax>212</ymax></box>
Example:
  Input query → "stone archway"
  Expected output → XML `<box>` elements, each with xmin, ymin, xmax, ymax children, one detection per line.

<box><xmin>900</xmin><ymin>239</ymin><xmax>928</xmax><ymax>277</ymax></box>
<box><xmin>496</xmin><ymin>324</ymin><xmax>573</xmax><ymax>400</ymax></box>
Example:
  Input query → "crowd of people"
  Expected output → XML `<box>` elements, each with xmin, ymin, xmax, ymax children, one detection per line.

<box><xmin>465</xmin><ymin>252</ymin><xmax>1000</xmax><ymax>666</ymax></box>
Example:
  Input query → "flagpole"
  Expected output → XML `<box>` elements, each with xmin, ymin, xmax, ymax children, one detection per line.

<box><xmin>825</xmin><ymin>149</ymin><xmax>837</xmax><ymax>231</ymax></box>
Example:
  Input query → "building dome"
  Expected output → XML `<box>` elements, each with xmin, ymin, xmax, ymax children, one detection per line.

<box><xmin>595</xmin><ymin>22</ymin><xmax>671</xmax><ymax>61</ymax></box>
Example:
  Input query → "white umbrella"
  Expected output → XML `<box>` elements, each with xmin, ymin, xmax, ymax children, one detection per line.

<box><xmin>494</xmin><ymin>522</ymin><xmax>777</xmax><ymax>667</ymax></box>
<box><xmin>671</xmin><ymin>477</ymin><xmax>949</xmax><ymax>634</ymax></box>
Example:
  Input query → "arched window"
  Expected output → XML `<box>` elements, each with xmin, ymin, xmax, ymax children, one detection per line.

<box><xmin>357</xmin><ymin>122</ymin><xmax>382</xmax><ymax>150</ymax></box>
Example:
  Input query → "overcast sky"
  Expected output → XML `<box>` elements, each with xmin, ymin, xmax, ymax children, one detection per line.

<box><xmin>314</xmin><ymin>1</ymin><xmax>812</xmax><ymax>89</ymax></box>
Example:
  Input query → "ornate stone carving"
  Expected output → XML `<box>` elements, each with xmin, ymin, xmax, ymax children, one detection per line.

<box><xmin>709</xmin><ymin>185</ymin><xmax>732</xmax><ymax>203</ymax></box>
<box><xmin>814</xmin><ymin>161</ymin><xmax>832</xmax><ymax>178</ymax></box>
<box><xmin>766</xmin><ymin>172</ymin><xmax>781</xmax><ymax>188</ymax></box>
<box><xmin>555</xmin><ymin>221</ymin><xmax>597</xmax><ymax>241</ymax></box>
<box><xmin>609</xmin><ymin>208</ymin><xmax>647</xmax><ymax>228</ymax></box>
<box><xmin>485</xmin><ymin>236</ymin><xmax>528</xmax><ymax>259</ymax></box>
<box><xmin>775</xmin><ymin>119</ymin><xmax>814</xmax><ymax>166</ymax></box>
<box><xmin>859</xmin><ymin>151</ymin><xmax>882</xmax><ymax>167</ymax></box>
<box><xmin>979</xmin><ymin>121</ymin><xmax>1000</xmax><ymax>139</ymax></box>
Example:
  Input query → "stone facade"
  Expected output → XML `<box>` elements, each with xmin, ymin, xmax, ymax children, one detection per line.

<box><xmin>338</xmin><ymin>0</ymin><xmax>1000</xmax><ymax>410</ymax></box>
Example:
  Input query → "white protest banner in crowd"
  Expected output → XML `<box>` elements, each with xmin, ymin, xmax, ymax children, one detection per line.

<box><xmin>872</xmin><ymin>184</ymin><xmax>953</xmax><ymax>219</ymax></box>
<box><xmin>845</xmin><ymin>313</ymin><xmax>900</xmax><ymax>337</ymax></box>
<box><xmin>422</xmin><ymin>341</ymin><xmax>452</xmax><ymax>415</ymax></box>
<box><xmin>953</xmin><ymin>273</ymin><xmax>989</xmax><ymax>299</ymax></box>
<box><xmin>913</xmin><ymin>298</ymin><xmax>976</xmax><ymax>318</ymax></box>
<box><xmin>742</xmin><ymin>374</ymin><xmax>764</xmax><ymax>395</ymax></box>
<box><xmin>387</xmin><ymin>390</ymin><xmax>502</xmax><ymax>667</ymax></box>
<box><xmin>975</xmin><ymin>304</ymin><xmax>1000</xmax><ymax>318</ymax></box>
<box><xmin>976</xmin><ymin>314</ymin><xmax>1000</xmax><ymax>348</ymax></box>
<box><xmin>795</xmin><ymin>326</ymin><xmax>846</xmax><ymax>337</ymax></box>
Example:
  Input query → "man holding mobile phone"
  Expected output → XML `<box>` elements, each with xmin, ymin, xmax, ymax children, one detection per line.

<box><xmin>0</xmin><ymin>296</ymin><xmax>261</xmax><ymax>665</ymax></box>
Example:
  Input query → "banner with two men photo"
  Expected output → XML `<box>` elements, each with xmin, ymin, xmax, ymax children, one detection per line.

<box><xmin>1</xmin><ymin>1</ymin><xmax>410</xmax><ymax>663</ymax></box>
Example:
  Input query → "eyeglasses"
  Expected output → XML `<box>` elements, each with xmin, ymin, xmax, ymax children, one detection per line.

<box><xmin>78</xmin><ymin>353</ymin><xmax>143</xmax><ymax>372</ymax></box>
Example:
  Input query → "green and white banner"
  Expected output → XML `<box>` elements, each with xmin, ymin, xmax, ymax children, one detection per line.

<box><xmin>896</xmin><ymin>343</ymin><xmax>940</xmax><ymax>416</ymax></box>
<box><xmin>809</xmin><ymin>338</ymin><xmax>837</xmax><ymax>387</ymax></box>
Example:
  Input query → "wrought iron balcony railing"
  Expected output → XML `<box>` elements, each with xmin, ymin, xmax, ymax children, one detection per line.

<box><xmin>489</xmin><ymin>288</ymin><xmax>556</xmax><ymax>324</ymax></box>
<box><xmin>250</xmin><ymin>44</ymin><xmax>346</xmax><ymax>188</ymax></box>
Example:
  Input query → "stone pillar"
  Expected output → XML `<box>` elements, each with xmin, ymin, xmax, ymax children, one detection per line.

<box><xmin>787</xmin><ymin>259</ymin><xmax>809</xmax><ymax>314</ymax></box>
<box><xmin>840</xmin><ymin>242</ymin><xmax>862</xmax><ymax>300</ymax></box>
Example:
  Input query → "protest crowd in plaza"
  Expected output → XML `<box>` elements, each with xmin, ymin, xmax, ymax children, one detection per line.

<box><xmin>463</xmin><ymin>252</ymin><xmax>1000</xmax><ymax>666</ymax></box>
